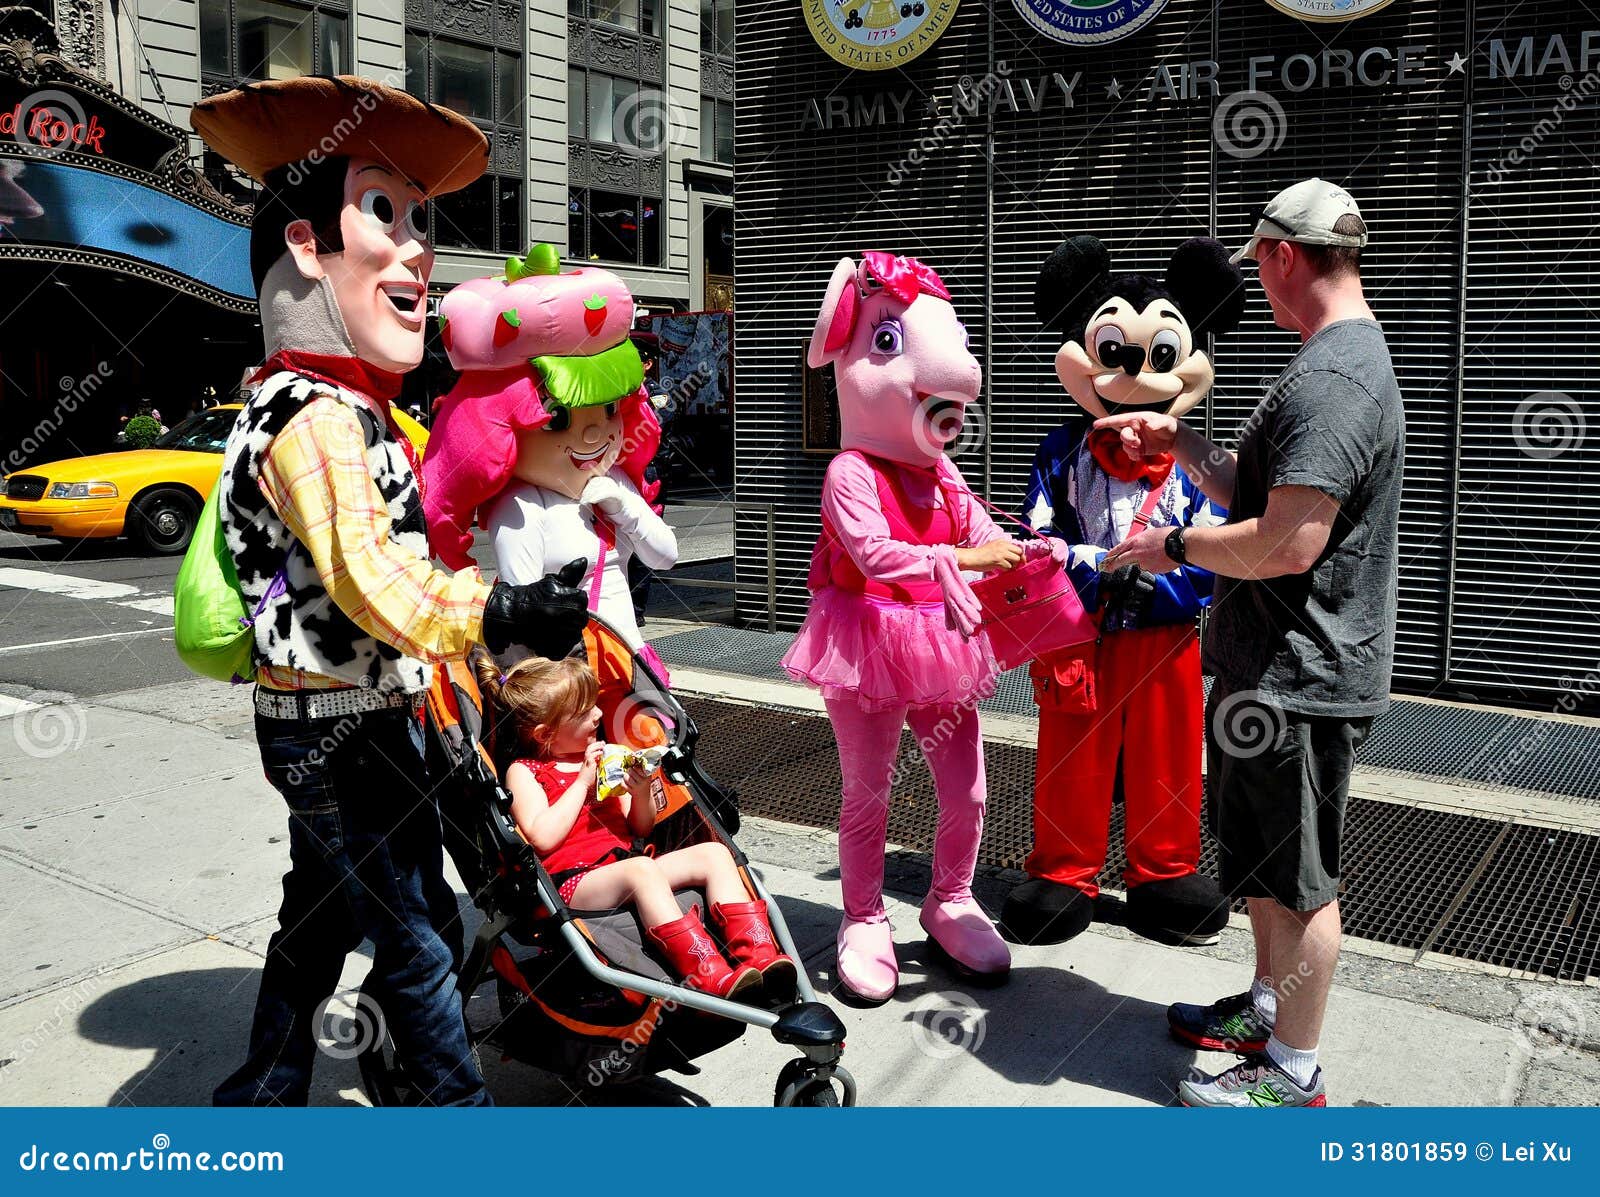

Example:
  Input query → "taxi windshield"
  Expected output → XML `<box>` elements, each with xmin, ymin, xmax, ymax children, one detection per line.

<box><xmin>153</xmin><ymin>408</ymin><xmax>238</xmax><ymax>453</ymax></box>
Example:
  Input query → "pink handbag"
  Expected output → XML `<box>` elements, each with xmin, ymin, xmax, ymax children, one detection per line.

<box><xmin>961</xmin><ymin>491</ymin><xmax>1098</xmax><ymax>673</ymax></box>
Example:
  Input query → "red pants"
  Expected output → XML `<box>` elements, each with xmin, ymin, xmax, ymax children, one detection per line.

<box><xmin>1027</xmin><ymin>623</ymin><xmax>1203</xmax><ymax>897</ymax></box>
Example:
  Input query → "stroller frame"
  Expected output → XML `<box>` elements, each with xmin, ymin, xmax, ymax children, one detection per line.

<box><xmin>359</xmin><ymin>614</ymin><xmax>854</xmax><ymax>1107</ymax></box>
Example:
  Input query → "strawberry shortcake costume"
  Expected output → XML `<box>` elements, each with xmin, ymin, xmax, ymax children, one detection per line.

<box><xmin>422</xmin><ymin>245</ymin><xmax>673</xmax><ymax>662</ymax></box>
<box><xmin>783</xmin><ymin>253</ymin><xmax>1029</xmax><ymax>1002</ymax></box>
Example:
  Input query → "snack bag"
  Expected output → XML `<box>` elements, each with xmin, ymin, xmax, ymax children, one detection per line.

<box><xmin>595</xmin><ymin>744</ymin><xmax>670</xmax><ymax>801</ymax></box>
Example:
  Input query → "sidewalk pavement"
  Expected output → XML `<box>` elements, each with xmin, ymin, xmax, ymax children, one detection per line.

<box><xmin>1</xmin><ymin>669</ymin><xmax>1597</xmax><ymax>1107</ymax></box>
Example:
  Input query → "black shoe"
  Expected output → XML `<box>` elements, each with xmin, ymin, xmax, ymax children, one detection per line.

<box><xmin>998</xmin><ymin>878</ymin><xmax>1094</xmax><ymax>946</ymax></box>
<box><xmin>1125</xmin><ymin>874</ymin><xmax>1229</xmax><ymax>947</ymax></box>
<box><xmin>1167</xmin><ymin>991</ymin><xmax>1272</xmax><ymax>1054</ymax></box>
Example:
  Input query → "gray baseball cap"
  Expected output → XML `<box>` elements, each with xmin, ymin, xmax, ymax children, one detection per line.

<box><xmin>1231</xmin><ymin>178</ymin><xmax>1368</xmax><ymax>264</ymax></box>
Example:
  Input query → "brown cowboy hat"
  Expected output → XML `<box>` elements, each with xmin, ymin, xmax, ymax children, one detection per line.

<box><xmin>191</xmin><ymin>75</ymin><xmax>488</xmax><ymax>197</ymax></box>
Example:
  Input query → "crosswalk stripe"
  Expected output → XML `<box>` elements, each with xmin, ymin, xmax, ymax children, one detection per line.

<box><xmin>115</xmin><ymin>596</ymin><xmax>176</xmax><ymax>616</ymax></box>
<box><xmin>0</xmin><ymin>567</ymin><xmax>140</xmax><ymax>601</ymax></box>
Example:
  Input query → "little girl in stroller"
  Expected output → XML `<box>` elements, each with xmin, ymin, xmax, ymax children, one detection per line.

<box><xmin>474</xmin><ymin>651</ymin><xmax>799</xmax><ymax>1004</ymax></box>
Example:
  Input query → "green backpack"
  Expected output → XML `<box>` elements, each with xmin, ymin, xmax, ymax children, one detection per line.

<box><xmin>173</xmin><ymin>479</ymin><xmax>262</xmax><ymax>684</ymax></box>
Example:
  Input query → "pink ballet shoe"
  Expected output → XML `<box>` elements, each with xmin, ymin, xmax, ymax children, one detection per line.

<box><xmin>836</xmin><ymin>917</ymin><xmax>898</xmax><ymax>1004</ymax></box>
<box><xmin>919</xmin><ymin>894</ymin><xmax>1011</xmax><ymax>985</ymax></box>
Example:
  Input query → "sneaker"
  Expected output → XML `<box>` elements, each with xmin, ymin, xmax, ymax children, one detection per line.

<box><xmin>1177</xmin><ymin>1053</ymin><xmax>1326</xmax><ymax>1108</ymax></box>
<box><xmin>1167</xmin><ymin>991</ymin><xmax>1272</xmax><ymax>1053</ymax></box>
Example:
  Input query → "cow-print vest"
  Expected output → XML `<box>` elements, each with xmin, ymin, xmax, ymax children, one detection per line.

<box><xmin>219</xmin><ymin>370</ymin><xmax>430</xmax><ymax>693</ymax></box>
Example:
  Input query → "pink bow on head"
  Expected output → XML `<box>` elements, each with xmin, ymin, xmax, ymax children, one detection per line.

<box><xmin>859</xmin><ymin>252</ymin><xmax>951</xmax><ymax>306</ymax></box>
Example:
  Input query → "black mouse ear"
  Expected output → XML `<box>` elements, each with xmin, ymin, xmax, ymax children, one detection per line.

<box><xmin>1165</xmin><ymin>237</ymin><xmax>1248</xmax><ymax>340</ymax></box>
<box><xmin>1035</xmin><ymin>235</ymin><xmax>1112</xmax><ymax>341</ymax></box>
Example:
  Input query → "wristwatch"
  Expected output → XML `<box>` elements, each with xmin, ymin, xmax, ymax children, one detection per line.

<box><xmin>1164</xmin><ymin>526</ymin><xmax>1188</xmax><ymax>565</ymax></box>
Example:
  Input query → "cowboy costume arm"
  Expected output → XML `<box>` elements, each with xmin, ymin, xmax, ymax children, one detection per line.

<box><xmin>259</xmin><ymin>398</ymin><xmax>488</xmax><ymax>661</ymax></box>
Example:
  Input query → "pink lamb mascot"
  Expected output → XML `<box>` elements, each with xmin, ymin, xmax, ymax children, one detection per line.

<box><xmin>422</xmin><ymin>244</ymin><xmax>670</xmax><ymax>661</ymax></box>
<box><xmin>782</xmin><ymin>253</ymin><xmax>1035</xmax><ymax>1002</ymax></box>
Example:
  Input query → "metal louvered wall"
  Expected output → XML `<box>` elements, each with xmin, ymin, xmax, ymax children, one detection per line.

<box><xmin>733</xmin><ymin>0</ymin><xmax>1600</xmax><ymax>712</ymax></box>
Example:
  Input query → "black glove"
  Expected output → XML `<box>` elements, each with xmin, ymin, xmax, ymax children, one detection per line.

<box><xmin>482</xmin><ymin>558</ymin><xmax>589</xmax><ymax>659</ymax></box>
<box><xmin>1101</xmin><ymin>563</ymin><xmax>1157</xmax><ymax>624</ymax></box>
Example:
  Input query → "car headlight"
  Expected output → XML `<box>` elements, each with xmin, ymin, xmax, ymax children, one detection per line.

<box><xmin>47</xmin><ymin>481</ymin><xmax>119</xmax><ymax>499</ymax></box>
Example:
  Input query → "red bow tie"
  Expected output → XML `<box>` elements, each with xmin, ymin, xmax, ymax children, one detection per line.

<box><xmin>1086</xmin><ymin>426</ymin><xmax>1175</xmax><ymax>486</ymax></box>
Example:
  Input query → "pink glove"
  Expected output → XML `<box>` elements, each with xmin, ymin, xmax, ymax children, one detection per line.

<box><xmin>1025</xmin><ymin>537</ymin><xmax>1070</xmax><ymax>568</ymax></box>
<box><xmin>932</xmin><ymin>545</ymin><xmax>983</xmax><ymax>640</ymax></box>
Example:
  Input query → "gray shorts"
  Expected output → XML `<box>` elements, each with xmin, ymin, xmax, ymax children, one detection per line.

<box><xmin>1205</xmin><ymin>682</ymin><xmax>1373</xmax><ymax>911</ymax></box>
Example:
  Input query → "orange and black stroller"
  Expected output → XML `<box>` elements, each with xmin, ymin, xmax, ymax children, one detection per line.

<box><xmin>357</xmin><ymin>614</ymin><xmax>855</xmax><ymax>1106</ymax></box>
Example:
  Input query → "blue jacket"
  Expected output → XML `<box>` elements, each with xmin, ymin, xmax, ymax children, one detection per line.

<box><xmin>1024</xmin><ymin>418</ymin><xmax>1225</xmax><ymax>632</ymax></box>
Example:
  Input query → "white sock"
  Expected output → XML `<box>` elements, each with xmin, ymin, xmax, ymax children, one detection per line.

<box><xmin>1251</xmin><ymin>977</ymin><xmax>1278</xmax><ymax>1024</ymax></box>
<box><xmin>1266</xmin><ymin>1034</ymin><xmax>1318</xmax><ymax>1088</ymax></box>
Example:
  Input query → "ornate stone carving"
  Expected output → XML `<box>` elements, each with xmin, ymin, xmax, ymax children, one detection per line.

<box><xmin>0</xmin><ymin>6</ymin><xmax>70</xmax><ymax>86</ymax></box>
<box><xmin>577</xmin><ymin>143</ymin><xmax>641</xmax><ymax>192</ymax></box>
<box><xmin>639</xmin><ymin>36</ymin><xmax>661</xmax><ymax>84</ymax></box>
<box><xmin>701</xmin><ymin>52</ymin><xmax>733</xmax><ymax>100</ymax></box>
<box><xmin>407</xmin><ymin>0</ymin><xmax>431</xmax><ymax>22</ymax></box>
<box><xmin>586</xmin><ymin>25</ymin><xmax>639</xmax><ymax>76</ymax></box>
<box><xmin>437</xmin><ymin>0</ymin><xmax>494</xmax><ymax>41</ymax></box>
<box><xmin>638</xmin><ymin>153</ymin><xmax>662</xmax><ymax>196</ymax></box>
<box><xmin>492</xmin><ymin>129</ymin><xmax>523</xmax><ymax>174</ymax></box>
<box><xmin>498</xmin><ymin>0</ymin><xmax>524</xmax><ymax>47</ymax></box>
<box><xmin>53</xmin><ymin>0</ymin><xmax>105</xmax><ymax>80</ymax></box>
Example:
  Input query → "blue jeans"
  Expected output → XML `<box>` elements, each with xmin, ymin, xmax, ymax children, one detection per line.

<box><xmin>214</xmin><ymin>704</ymin><xmax>489</xmax><ymax>1106</ymax></box>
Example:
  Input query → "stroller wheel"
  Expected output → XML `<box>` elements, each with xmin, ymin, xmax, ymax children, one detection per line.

<box><xmin>774</xmin><ymin>1058</ymin><xmax>856</xmax><ymax>1107</ymax></box>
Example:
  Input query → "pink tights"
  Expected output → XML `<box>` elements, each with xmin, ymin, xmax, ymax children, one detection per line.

<box><xmin>824</xmin><ymin>693</ymin><xmax>986</xmax><ymax>922</ymax></box>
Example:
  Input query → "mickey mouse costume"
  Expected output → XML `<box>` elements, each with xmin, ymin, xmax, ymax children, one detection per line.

<box><xmin>1000</xmin><ymin>237</ymin><xmax>1246</xmax><ymax>948</ymax></box>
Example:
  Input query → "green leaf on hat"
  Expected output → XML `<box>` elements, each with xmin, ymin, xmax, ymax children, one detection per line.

<box><xmin>524</xmin><ymin>243</ymin><xmax>561</xmax><ymax>276</ymax></box>
<box><xmin>500</xmin><ymin>308</ymin><xmax>521</xmax><ymax>328</ymax></box>
<box><xmin>530</xmin><ymin>340</ymin><xmax>644</xmax><ymax>411</ymax></box>
<box><xmin>583</xmin><ymin>293</ymin><xmax>608</xmax><ymax>311</ymax></box>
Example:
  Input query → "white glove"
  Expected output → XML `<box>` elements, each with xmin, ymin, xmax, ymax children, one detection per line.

<box><xmin>580</xmin><ymin>475</ymin><xmax>630</xmax><ymax>517</ymax></box>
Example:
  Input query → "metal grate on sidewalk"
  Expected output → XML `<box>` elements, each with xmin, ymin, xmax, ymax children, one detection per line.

<box><xmin>682</xmin><ymin>695</ymin><xmax>1600</xmax><ymax>981</ymax></box>
<box><xmin>652</xmin><ymin>624</ymin><xmax>1600</xmax><ymax>804</ymax></box>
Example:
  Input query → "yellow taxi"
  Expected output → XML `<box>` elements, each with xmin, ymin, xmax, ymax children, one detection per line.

<box><xmin>0</xmin><ymin>403</ymin><xmax>430</xmax><ymax>555</ymax></box>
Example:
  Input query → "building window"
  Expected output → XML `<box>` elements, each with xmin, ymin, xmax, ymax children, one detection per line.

<box><xmin>569</xmin><ymin>189</ymin><xmax>660</xmax><ymax>267</ymax></box>
<box><xmin>700</xmin><ymin>98</ymin><xmax>732</xmax><ymax>163</ymax></box>
<box><xmin>571</xmin><ymin>0</ymin><xmax>659</xmax><ymax>36</ymax></box>
<box><xmin>700</xmin><ymin>0</ymin><xmax>734</xmax><ymax>163</ymax></box>
<box><xmin>404</xmin><ymin>10</ymin><xmax>527</xmax><ymax>256</ymax></box>
<box><xmin>700</xmin><ymin>0</ymin><xmax>733</xmax><ymax>58</ymax></box>
<box><xmin>568</xmin><ymin>3</ymin><xmax>665</xmax><ymax>267</ymax></box>
<box><xmin>200</xmin><ymin>0</ymin><xmax>349</xmax><ymax>86</ymax></box>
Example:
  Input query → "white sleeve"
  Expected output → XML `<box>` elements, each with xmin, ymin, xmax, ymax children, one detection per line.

<box><xmin>488</xmin><ymin>491</ymin><xmax>550</xmax><ymax>586</ymax></box>
<box><xmin>610</xmin><ymin>472</ymin><xmax>678</xmax><ymax>571</ymax></box>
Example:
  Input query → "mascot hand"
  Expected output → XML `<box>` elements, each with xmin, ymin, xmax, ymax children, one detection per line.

<box><xmin>579</xmin><ymin>475</ymin><xmax>630</xmax><ymax>517</ymax></box>
<box><xmin>1102</xmin><ymin>563</ymin><xmax>1157</xmax><ymax>622</ymax></box>
<box><xmin>482</xmin><ymin>558</ymin><xmax>590</xmax><ymax>658</ymax></box>
<box><xmin>1024</xmin><ymin>538</ymin><xmax>1071</xmax><ymax>569</ymax></box>
<box><xmin>932</xmin><ymin>545</ymin><xmax>983</xmax><ymax>639</ymax></box>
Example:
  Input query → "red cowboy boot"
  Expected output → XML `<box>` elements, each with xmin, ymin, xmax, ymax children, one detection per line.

<box><xmin>648</xmin><ymin>908</ymin><xmax>760</xmax><ymax>1000</ymax></box>
<box><xmin>712</xmin><ymin>900</ymin><xmax>798</xmax><ymax>1003</ymax></box>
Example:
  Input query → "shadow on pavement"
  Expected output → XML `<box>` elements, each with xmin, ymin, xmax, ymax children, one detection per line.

<box><xmin>77</xmin><ymin>966</ymin><xmax>364</xmax><ymax>1107</ymax></box>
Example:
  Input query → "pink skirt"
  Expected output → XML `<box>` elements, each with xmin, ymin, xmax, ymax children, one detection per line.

<box><xmin>781</xmin><ymin>587</ymin><xmax>998</xmax><ymax>713</ymax></box>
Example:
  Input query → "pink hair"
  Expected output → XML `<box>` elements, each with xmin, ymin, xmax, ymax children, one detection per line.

<box><xmin>422</xmin><ymin>368</ymin><xmax>662</xmax><ymax>570</ymax></box>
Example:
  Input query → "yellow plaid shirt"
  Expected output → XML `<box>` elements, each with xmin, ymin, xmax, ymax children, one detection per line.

<box><xmin>257</xmin><ymin>396</ymin><xmax>487</xmax><ymax>691</ymax></box>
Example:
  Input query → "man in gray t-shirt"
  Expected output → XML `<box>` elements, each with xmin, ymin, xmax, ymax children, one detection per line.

<box><xmin>1205</xmin><ymin>317</ymin><xmax>1405</xmax><ymax>714</ymax></box>
<box><xmin>1096</xmin><ymin>179</ymin><xmax>1404</xmax><ymax>1109</ymax></box>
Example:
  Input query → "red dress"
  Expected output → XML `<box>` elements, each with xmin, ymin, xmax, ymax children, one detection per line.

<box><xmin>519</xmin><ymin>758</ymin><xmax>641</xmax><ymax>903</ymax></box>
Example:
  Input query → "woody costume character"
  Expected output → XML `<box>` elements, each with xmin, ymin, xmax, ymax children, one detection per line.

<box><xmin>195</xmin><ymin>77</ymin><xmax>589</xmax><ymax>1107</ymax></box>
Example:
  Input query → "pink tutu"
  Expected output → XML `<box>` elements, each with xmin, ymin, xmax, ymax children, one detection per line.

<box><xmin>781</xmin><ymin>587</ymin><xmax>998</xmax><ymax>713</ymax></box>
